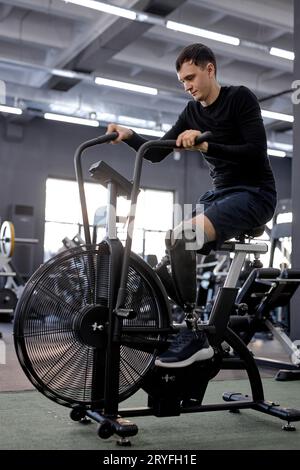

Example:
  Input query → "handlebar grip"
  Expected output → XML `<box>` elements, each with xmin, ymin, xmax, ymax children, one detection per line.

<box><xmin>103</xmin><ymin>131</ymin><xmax>119</xmax><ymax>142</ymax></box>
<box><xmin>194</xmin><ymin>131</ymin><xmax>213</xmax><ymax>145</ymax></box>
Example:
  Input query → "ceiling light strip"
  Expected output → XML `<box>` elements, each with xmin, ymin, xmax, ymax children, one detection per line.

<box><xmin>64</xmin><ymin>0</ymin><xmax>136</xmax><ymax>20</ymax></box>
<box><xmin>262</xmin><ymin>109</ymin><xmax>294</xmax><ymax>123</ymax></box>
<box><xmin>95</xmin><ymin>77</ymin><xmax>157</xmax><ymax>95</ymax></box>
<box><xmin>267</xmin><ymin>141</ymin><xmax>293</xmax><ymax>152</ymax></box>
<box><xmin>269</xmin><ymin>47</ymin><xmax>295</xmax><ymax>61</ymax></box>
<box><xmin>0</xmin><ymin>105</ymin><xmax>23</xmax><ymax>115</ymax></box>
<box><xmin>44</xmin><ymin>113</ymin><xmax>99</xmax><ymax>127</ymax></box>
<box><xmin>166</xmin><ymin>21</ymin><xmax>240</xmax><ymax>46</ymax></box>
<box><xmin>267</xmin><ymin>148</ymin><xmax>286</xmax><ymax>158</ymax></box>
<box><xmin>129</xmin><ymin>126</ymin><xmax>164</xmax><ymax>137</ymax></box>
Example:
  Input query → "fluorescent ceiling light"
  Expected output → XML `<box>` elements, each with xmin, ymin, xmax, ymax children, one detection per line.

<box><xmin>44</xmin><ymin>113</ymin><xmax>99</xmax><ymax>127</ymax></box>
<box><xmin>261</xmin><ymin>109</ymin><xmax>294</xmax><ymax>123</ymax></box>
<box><xmin>270</xmin><ymin>47</ymin><xmax>294</xmax><ymax>61</ymax></box>
<box><xmin>64</xmin><ymin>0</ymin><xmax>136</xmax><ymax>20</ymax></box>
<box><xmin>130</xmin><ymin>126</ymin><xmax>164</xmax><ymax>137</ymax></box>
<box><xmin>118</xmin><ymin>115</ymin><xmax>156</xmax><ymax>128</ymax></box>
<box><xmin>277</xmin><ymin>212</ymin><xmax>292</xmax><ymax>223</ymax></box>
<box><xmin>166</xmin><ymin>20</ymin><xmax>240</xmax><ymax>46</ymax></box>
<box><xmin>267</xmin><ymin>141</ymin><xmax>293</xmax><ymax>152</ymax></box>
<box><xmin>95</xmin><ymin>77</ymin><xmax>157</xmax><ymax>95</ymax></box>
<box><xmin>267</xmin><ymin>148</ymin><xmax>286</xmax><ymax>158</ymax></box>
<box><xmin>51</xmin><ymin>69</ymin><xmax>78</xmax><ymax>79</ymax></box>
<box><xmin>0</xmin><ymin>105</ymin><xmax>22</xmax><ymax>115</ymax></box>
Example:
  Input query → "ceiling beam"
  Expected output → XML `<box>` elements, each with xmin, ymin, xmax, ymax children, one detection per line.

<box><xmin>143</xmin><ymin>29</ymin><xmax>293</xmax><ymax>73</ymax></box>
<box><xmin>190</xmin><ymin>0</ymin><xmax>293</xmax><ymax>33</ymax></box>
<box><xmin>44</xmin><ymin>0</ymin><xmax>189</xmax><ymax>89</ymax></box>
<box><xmin>111</xmin><ymin>48</ymin><xmax>293</xmax><ymax>99</ymax></box>
<box><xmin>0</xmin><ymin>9</ymin><xmax>76</xmax><ymax>49</ymax></box>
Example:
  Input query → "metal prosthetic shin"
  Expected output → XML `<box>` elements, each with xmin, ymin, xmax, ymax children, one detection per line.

<box><xmin>154</xmin><ymin>255</ymin><xmax>183</xmax><ymax>307</ymax></box>
<box><xmin>165</xmin><ymin>227</ymin><xmax>198</xmax><ymax>310</ymax></box>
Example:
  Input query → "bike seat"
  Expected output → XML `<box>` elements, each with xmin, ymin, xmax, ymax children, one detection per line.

<box><xmin>238</xmin><ymin>225</ymin><xmax>265</xmax><ymax>239</ymax></box>
<box><xmin>197</xmin><ymin>225</ymin><xmax>266</xmax><ymax>255</ymax></box>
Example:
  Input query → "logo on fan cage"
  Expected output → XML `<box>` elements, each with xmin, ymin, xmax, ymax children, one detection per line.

<box><xmin>161</xmin><ymin>374</ymin><xmax>176</xmax><ymax>383</ymax></box>
<box><xmin>91</xmin><ymin>322</ymin><xmax>104</xmax><ymax>331</ymax></box>
<box><xmin>0</xmin><ymin>337</ymin><xmax>6</xmax><ymax>364</ymax></box>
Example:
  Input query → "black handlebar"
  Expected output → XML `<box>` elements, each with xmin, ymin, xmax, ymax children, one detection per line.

<box><xmin>74</xmin><ymin>129</ymin><xmax>214</xmax><ymax>309</ymax></box>
<box><xmin>116</xmin><ymin>130</ymin><xmax>214</xmax><ymax>308</ymax></box>
<box><xmin>195</xmin><ymin>131</ymin><xmax>213</xmax><ymax>145</ymax></box>
<box><xmin>143</xmin><ymin>130</ymin><xmax>213</xmax><ymax>149</ymax></box>
<box><xmin>74</xmin><ymin>130</ymin><xmax>213</xmax><ymax>246</ymax></box>
<box><xmin>103</xmin><ymin>130</ymin><xmax>213</xmax><ymax>148</ymax></box>
<box><xmin>74</xmin><ymin>132</ymin><xmax>119</xmax><ymax>244</ymax></box>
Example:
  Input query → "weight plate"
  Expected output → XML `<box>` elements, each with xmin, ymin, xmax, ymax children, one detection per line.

<box><xmin>0</xmin><ymin>221</ymin><xmax>15</xmax><ymax>258</ymax></box>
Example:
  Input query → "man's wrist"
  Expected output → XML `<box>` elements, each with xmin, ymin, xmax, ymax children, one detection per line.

<box><xmin>201</xmin><ymin>142</ymin><xmax>209</xmax><ymax>153</ymax></box>
<box><xmin>124</xmin><ymin>129</ymin><xmax>134</xmax><ymax>141</ymax></box>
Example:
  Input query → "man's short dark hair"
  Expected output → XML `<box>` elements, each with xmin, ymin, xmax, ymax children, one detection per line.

<box><xmin>175</xmin><ymin>43</ymin><xmax>217</xmax><ymax>76</ymax></box>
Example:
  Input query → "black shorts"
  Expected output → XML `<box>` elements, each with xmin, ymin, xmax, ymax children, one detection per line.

<box><xmin>194</xmin><ymin>185</ymin><xmax>277</xmax><ymax>249</ymax></box>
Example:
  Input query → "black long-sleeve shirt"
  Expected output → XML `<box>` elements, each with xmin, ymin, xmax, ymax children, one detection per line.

<box><xmin>125</xmin><ymin>85</ymin><xmax>276</xmax><ymax>192</ymax></box>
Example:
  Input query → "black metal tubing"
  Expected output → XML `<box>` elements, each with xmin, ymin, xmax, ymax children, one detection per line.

<box><xmin>118</xmin><ymin>400</ymin><xmax>255</xmax><ymax>418</ymax></box>
<box><xmin>74</xmin><ymin>130</ymin><xmax>211</xmax><ymax>255</ymax></box>
<box><xmin>224</xmin><ymin>328</ymin><xmax>265</xmax><ymax>401</ymax></box>
<box><xmin>116</xmin><ymin>131</ymin><xmax>213</xmax><ymax>309</ymax></box>
<box><xmin>255</xmin><ymin>357</ymin><xmax>300</xmax><ymax>371</ymax></box>
<box><xmin>74</xmin><ymin>132</ymin><xmax>118</xmax><ymax>245</ymax></box>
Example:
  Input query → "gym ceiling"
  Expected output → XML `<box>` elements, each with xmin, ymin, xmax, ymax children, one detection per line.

<box><xmin>0</xmin><ymin>0</ymin><xmax>294</xmax><ymax>154</ymax></box>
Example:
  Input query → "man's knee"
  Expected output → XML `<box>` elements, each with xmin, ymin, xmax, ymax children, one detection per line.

<box><xmin>191</xmin><ymin>214</ymin><xmax>217</xmax><ymax>242</ymax></box>
<box><xmin>166</xmin><ymin>216</ymin><xmax>213</xmax><ymax>251</ymax></box>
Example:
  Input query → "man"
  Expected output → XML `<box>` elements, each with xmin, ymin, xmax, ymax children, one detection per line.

<box><xmin>106</xmin><ymin>43</ymin><xmax>277</xmax><ymax>368</ymax></box>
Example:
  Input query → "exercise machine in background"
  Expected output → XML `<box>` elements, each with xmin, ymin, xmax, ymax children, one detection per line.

<box><xmin>269</xmin><ymin>199</ymin><xmax>292</xmax><ymax>269</ymax></box>
<box><xmin>231</xmin><ymin>267</ymin><xmax>300</xmax><ymax>380</ymax></box>
<box><xmin>196</xmin><ymin>252</ymin><xmax>231</xmax><ymax>321</ymax></box>
<box><xmin>190</xmin><ymin>199</ymin><xmax>300</xmax><ymax>381</ymax></box>
<box><xmin>0</xmin><ymin>220</ymin><xmax>38</xmax><ymax>322</ymax></box>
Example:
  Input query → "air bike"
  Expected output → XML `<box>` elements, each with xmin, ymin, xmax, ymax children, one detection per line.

<box><xmin>14</xmin><ymin>132</ymin><xmax>300</xmax><ymax>446</ymax></box>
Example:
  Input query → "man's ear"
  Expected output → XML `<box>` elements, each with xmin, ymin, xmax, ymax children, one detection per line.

<box><xmin>207</xmin><ymin>62</ymin><xmax>215</xmax><ymax>78</ymax></box>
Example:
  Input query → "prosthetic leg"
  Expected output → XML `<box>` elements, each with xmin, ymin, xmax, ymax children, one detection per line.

<box><xmin>165</xmin><ymin>222</ymin><xmax>209</xmax><ymax>309</ymax></box>
<box><xmin>154</xmin><ymin>227</ymin><xmax>214</xmax><ymax>368</ymax></box>
<box><xmin>165</xmin><ymin>230</ymin><xmax>197</xmax><ymax>310</ymax></box>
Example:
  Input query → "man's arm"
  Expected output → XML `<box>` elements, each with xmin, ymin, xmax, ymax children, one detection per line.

<box><xmin>206</xmin><ymin>86</ymin><xmax>267</xmax><ymax>163</ymax></box>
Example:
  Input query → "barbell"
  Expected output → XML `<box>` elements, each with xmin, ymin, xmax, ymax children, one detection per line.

<box><xmin>0</xmin><ymin>221</ymin><xmax>39</xmax><ymax>258</ymax></box>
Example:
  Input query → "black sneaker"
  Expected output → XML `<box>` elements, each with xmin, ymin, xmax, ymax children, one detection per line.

<box><xmin>155</xmin><ymin>329</ymin><xmax>214</xmax><ymax>368</ymax></box>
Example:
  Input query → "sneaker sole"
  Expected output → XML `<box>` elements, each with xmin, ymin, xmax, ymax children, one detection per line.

<box><xmin>154</xmin><ymin>346</ymin><xmax>214</xmax><ymax>368</ymax></box>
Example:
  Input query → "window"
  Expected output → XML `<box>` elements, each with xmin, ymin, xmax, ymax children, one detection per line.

<box><xmin>44</xmin><ymin>178</ymin><xmax>174</xmax><ymax>263</ymax></box>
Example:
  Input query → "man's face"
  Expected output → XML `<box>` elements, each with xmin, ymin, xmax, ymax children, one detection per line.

<box><xmin>177</xmin><ymin>60</ymin><xmax>214</xmax><ymax>102</ymax></box>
